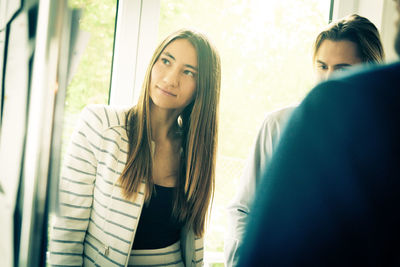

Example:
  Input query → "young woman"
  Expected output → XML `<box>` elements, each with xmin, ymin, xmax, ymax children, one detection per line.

<box><xmin>48</xmin><ymin>29</ymin><xmax>221</xmax><ymax>267</ymax></box>
<box><xmin>225</xmin><ymin>14</ymin><xmax>384</xmax><ymax>267</ymax></box>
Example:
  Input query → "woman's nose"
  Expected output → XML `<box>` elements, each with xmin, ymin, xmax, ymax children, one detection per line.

<box><xmin>163</xmin><ymin>68</ymin><xmax>179</xmax><ymax>87</ymax></box>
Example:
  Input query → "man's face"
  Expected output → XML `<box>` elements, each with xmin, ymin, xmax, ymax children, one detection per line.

<box><xmin>314</xmin><ymin>40</ymin><xmax>362</xmax><ymax>82</ymax></box>
<box><xmin>395</xmin><ymin>0</ymin><xmax>400</xmax><ymax>56</ymax></box>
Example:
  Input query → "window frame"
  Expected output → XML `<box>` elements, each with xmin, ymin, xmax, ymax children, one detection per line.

<box><xmin>109</xmin><ymin>0</ymin><xmax>161</xmax><ymax>106</ymax></box>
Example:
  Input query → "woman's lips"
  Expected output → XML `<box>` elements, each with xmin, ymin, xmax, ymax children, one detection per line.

<box><xmin>157</xmin><ymin>86</ymin><xmax>177</xmax><ymax>97</ymax></box>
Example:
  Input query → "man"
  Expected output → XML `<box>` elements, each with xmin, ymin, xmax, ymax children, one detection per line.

<box><xmin>225</xmin><ymin>14</ymin><xmax>385</xmax><ymax>267</ymax></box>
<box><xmin>238</xmin><ymin>1</ymin><xmax>400</xmax><ymax>266</ymax></box>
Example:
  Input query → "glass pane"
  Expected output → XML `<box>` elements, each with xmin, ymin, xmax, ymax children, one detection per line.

<box><xmin>63</xmin><ymin>0</ymin><xmax>117</xmax><ymax>152</ymax></box>
<box><xmin>158</xmin><ymin>0</ymin><xmax>331</xmax><ymax>265</ymax></box>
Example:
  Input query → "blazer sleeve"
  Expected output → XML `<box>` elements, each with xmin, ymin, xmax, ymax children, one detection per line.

<box><xmin>47</xmin><ymin>105</ymin><xmax>104</xmax><ymax>266</ymax></box>
<box><xmin>224</xmin><ymin>107</ymin><xmax>293</xmax><ymax>267</ymax></box>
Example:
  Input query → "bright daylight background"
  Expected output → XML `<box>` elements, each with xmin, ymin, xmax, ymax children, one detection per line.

<box><xmin>58</xmin><ymin>0</ymin><xmax>331</xmax><ymax>266</ymax></box>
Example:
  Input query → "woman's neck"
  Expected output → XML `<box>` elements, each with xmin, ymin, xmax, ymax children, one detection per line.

<box><xmin>150</xmin><ymin>103</ymin><xmax>182</xmax><ymax>142</ymax></box>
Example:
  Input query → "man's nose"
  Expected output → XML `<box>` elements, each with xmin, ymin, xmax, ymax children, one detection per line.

<box><xmin>325</xmin><ymin>68</ymin><xmax>335</xmax><ymax>80</ymax></box>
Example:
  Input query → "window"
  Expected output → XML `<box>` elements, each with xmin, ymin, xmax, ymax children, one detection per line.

<box><xmin>158</xmin><ymin>0</ymin><xmax>331</xmax><ymax>265</ymax></box>
<box><xmin>62</xmin><ymin>0</ymin><xmax>117</xmax><ymax>152</ymax></box>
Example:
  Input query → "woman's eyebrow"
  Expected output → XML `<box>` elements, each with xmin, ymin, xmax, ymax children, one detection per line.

<box><xmin>164</xmin><ymin>51</ymin><xmax>198</xmax><ymax>71</ymax></box>
<box><xmin>185</xmin><ymin>64</ymin><xmax>198</xmax><ymax>71</ymax></box>
<box><xmin>164</xmin><ymin>52</ymin><xmax>176</xmax><ymax>60</ymax></box>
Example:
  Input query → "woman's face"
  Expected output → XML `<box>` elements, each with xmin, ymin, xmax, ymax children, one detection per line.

<box><xmin>314</xmin><ymin>39</ymin><xmax>362</xmax><ymax>82</ymax></box>
<box><xmin>150</xmin><ymin>38</ymin><xmax>198</xmax><ymax>111</ymax></box>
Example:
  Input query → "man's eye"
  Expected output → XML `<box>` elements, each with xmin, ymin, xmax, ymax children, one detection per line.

<box><xmin>336</xmin><ymin>66</ymin><xmax>349</xmax><ymax>72</ymax></box>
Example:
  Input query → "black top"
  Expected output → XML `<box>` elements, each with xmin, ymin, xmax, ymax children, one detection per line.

<box><xmin>132</xmin><ymin>184</ymin><xmax>185</xmax><ymax>249</ymax></box>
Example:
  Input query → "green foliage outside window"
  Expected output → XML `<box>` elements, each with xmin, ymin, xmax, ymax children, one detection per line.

<box><xmin>62</xmin><ymin>0</ymin><xmax>117</xmax><ymax>152</ymax></box>
<box><xmin>66</xmin><ymin>0</ymin><xmax>116</xmax><ymax>114</ymax></box>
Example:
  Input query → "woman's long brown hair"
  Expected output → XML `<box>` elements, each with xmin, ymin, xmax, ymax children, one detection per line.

<box><xmin>118</xmin><ymin>29</ymin><xmax>221</xmax><ymax>237</ymax></box>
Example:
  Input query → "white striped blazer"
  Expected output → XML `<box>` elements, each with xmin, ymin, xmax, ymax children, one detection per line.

<box><xmin>47</xmin><ymin>104</ymin><xmax>204</xmax><ymax>267</ymax></box>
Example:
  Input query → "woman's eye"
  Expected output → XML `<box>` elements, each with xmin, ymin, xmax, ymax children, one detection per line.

<box><xmin>161</xmin><ymin>58</ymin><xmax>170</xmax><ymax>65</ymax></box>
<box><xmin>183</xmin><ymin>70</ymin><xmax>195</xmax><ymax>77</ymax></box>
<box><xmin>318</xmin><ymin>65</ymin><xmax>328</xmax><ymax>70</ymax></box>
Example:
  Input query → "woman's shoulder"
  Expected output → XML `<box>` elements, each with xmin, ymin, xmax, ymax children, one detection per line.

<box><xmin>81</xmin><ymin>104</ymin><xmax>131</xmax><ymax>129</ymax></box>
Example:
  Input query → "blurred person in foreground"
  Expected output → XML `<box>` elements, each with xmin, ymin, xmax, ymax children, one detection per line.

<box><xmin>238</xmin><ymin>1</ymin><xmax>400</xmax><ymax>266</ymax></box>
<box><xmin>225</xmin><ymin>14</ymin><xmax>385</xmax><ymax>267</ymax></box>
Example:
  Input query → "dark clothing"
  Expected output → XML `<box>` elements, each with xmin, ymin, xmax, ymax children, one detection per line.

<box><xmin>133</xmin><ymin>184</ymin><xmax>184</xmax><ymax>249</ymax></box>
<box><xmin>238</xmin><ymin>62</ymin><xmax>400</xmax><ymax>266</ymax></box>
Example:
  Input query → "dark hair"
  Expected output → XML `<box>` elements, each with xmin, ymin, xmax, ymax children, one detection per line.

<box><xmin>118</xmin><ymin>29</ymin><xmax>221</xmax><ymax>237</ymax></box>
<box><xmin>313</xmin><ymin>14</ymin><xmax>385</xmax><ymax>63</ymax></box>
